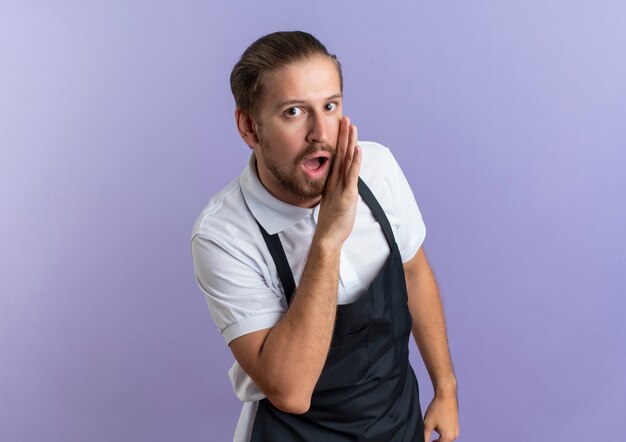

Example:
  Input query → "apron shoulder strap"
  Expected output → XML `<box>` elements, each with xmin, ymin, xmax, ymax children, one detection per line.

<box><xmin>357</xmin><ymin>177</ymin><xmax>397</xmax><ymax>250</ymax></box>
<box><xmin>257</xmin><ymin>222</ymin><xmax>297</xmax><ymax>305</ymax></box>
<box><xmin>257</xmin><ymin>177</ymin><xmax>398</xmax><ymax>305</ymax></box>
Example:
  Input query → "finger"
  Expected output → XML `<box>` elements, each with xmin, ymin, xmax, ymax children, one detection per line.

<box><xmin>326</xmin><ymin>116</ymin><xmax>350</xmax><ymax>189</ymax></box>
<box><xmin>325</xmin><ymin>116</ymin><xmax>350</xmax><ymax>193</ymax></box>
<box><xmin>335</xmin><ymin>116</ymin><xmax>350</xmax><ymax>165</ymax></box>
<box><xmin>433</xmin><ymin>429</ymin><xmax>456</xmax><ymax>442</ymax></box>
<box><xmin>424</xmin><ymin>423</ymin><xmax>434</xmax><ymax>442</ymax></box>
<box><xmin>345</xmin><ymin>124</ymin><xmax>361</xmax><ymax>180</ymax></box>
<box><xmin>438</xmin><ymin>430</ymin><xmax>456</xmax><ymax>442</ymax></box>
<box><xmin>345</xmin><ymin>143</ymin><xmax>361</xmax><ymax>187</ymax></box>
<box><xmin>340</xmin><ymin>123</ymin><xmax>356</xmax><ymax>179</ymax></box>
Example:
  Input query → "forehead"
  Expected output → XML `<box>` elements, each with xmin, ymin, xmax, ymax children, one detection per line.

<box><xmin>259</xmin><ymin>55</ymin><xmax>341</xmax><ymax>110</ymax></box>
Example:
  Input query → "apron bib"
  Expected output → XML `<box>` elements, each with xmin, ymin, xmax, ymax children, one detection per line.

<box><xmin>251</xmin><ymin>178</ymin><xmax>424</xmax><ymax>441</ymax></box>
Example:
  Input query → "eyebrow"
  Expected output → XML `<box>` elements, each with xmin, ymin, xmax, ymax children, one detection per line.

<box><xmin>274</xmin><ymin>93</ymin><xmax>343</xmax><ymax>110</ymax></box>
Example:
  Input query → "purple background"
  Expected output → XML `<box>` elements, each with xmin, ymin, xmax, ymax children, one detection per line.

<box><xmin>1</xmin><ymin>1</ymin><xmax>625</xmax><ymax>441</ymax></box>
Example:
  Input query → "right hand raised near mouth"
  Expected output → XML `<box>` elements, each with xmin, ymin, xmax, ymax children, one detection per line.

<box><xmin>228</xmin><ymin>117</ymin><xmax>362</xmax><ymax>415</ymax></box>
<box><xmin>315</xmin><ymin>116</ymin><xmax>362</xmax><ymax>247</ymax></box>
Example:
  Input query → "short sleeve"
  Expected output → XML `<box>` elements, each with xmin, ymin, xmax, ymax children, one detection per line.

<box><xmin>387</xmin><ymin>149</ymin><xmax>427</xmax><ymax>263</ymax></box>
<box><xmin>191</xmin><ymin>234</ymin><xmax>286</xmax><ymax>344</ymax></box>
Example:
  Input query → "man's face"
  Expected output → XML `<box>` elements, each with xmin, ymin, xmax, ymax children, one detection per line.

<box><xmin>252</xmin><ymin>55</ymin><xmax>343</xmax><ymax>208</ymax></box>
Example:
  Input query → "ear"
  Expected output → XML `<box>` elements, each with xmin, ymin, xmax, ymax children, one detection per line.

<box><xmin>235</xmin><ymin>108</ymin><xmax>260</xmax><ymax>149</ymax></box>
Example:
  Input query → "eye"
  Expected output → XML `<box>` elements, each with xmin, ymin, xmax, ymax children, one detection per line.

<box><xmin>285</xmin><ymin>107</ymin><xmax>303</xmax><ymax>117</ymax></box>
<box><xmin>324</xmin><ymin>102</ymin><xmax>338</xmax><ymax>112</ymax></box>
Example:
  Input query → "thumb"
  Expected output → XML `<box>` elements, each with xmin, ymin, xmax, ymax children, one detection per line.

<box><xmin>424</xmin><ymin>424</ymin><xmax>434</xmax><ymax>442</ymax></box>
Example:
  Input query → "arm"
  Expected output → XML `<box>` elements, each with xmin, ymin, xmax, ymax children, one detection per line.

<box><xmin>229</xmin><ymin>117</ymin><xmax>361</xmax><ymax>414</ymax></box>
<box><xmin>404</xmin><ymin>247</ymin><xmax>459</xmax><ymax>442</ymax></box>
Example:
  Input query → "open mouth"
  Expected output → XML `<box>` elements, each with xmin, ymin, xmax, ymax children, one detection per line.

<box><xmin>303</xmin><ymin>156</ymin><xmax>329</xmax><ymax>171</ymax></box>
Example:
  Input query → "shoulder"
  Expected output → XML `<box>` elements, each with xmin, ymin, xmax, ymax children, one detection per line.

<box><xmin>190</xmin><ymin>177</ymin><xmax>286</xmax><ymax>344</ymax></box>
<box><xmin>358</xmin><ymin>140</ymin><xmax>404</xmax><ymax>200</ymax></box>
<box><xmin>356</xmin><ymin>140</ymin><xmax>426</xmax><ymax>261</ymax></box>
<box><xmin>192</xmin><ymin>177</ymin><xmax>254</xmax><ymax>243</ymax></box>
<box><xmin>359</xmin><ymin>140</ymin><xmax>396</xmax><ymax>169</ymax></box>
<box><xmin>358</xmin><ymin>140</ymin><xmax>403</xmax><ymax>185</ymax></box>
<box><xmin>190</xmin><ymin>176</ymin><xmax>270</xmax><ymax>270</ymax></box>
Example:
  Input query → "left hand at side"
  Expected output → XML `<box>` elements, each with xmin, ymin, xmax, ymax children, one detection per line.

<box><xmin>423</xmin><ymin>392</ymin><xmax>459</xmax><ymax>442</ymax></box>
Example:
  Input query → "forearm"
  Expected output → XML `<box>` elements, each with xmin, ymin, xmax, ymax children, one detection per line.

<box><xmin>411</xmin><ymin>299</ymin><xmax>457</xmax><ymax>395</ymax></box>
<box><xmin>406</xmin><ymin>249</ymin><xmax>456</xmax><ymax>395</ymax></box>
<box><xmin>256</xmin><ymin>235</ymin><xmax>341</xmax><ymax>410</ymax></box>
<box><xmin>406</xmin><ymin>249</ymin><xmax>459</xmax><ymax>440</ymax></box>
<box><xmin>229</xmin><ymin>117</ymin><xmax>361</xmax><ymax>414</ymax></box>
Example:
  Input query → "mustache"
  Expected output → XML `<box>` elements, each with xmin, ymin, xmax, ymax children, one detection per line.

<box><xmin>295</xmin><ymin>143</ymin><xmax>335</xmax><ymax>163</ymax></box>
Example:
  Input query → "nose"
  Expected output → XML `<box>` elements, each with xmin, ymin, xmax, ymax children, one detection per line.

<box><xmin>306</xmin><ymin>111</ymin><xmax>331</xmax><ymax>145</ymax></box>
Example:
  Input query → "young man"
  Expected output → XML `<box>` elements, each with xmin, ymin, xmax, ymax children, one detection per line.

<box><xmin>192</xmin><ymin>31</ymin><xmax>459</xmax><ymax>441</ymax></box>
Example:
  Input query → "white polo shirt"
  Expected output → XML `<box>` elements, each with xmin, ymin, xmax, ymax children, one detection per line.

<box><xmin>191</xmin><ymin>141</ymin><xmax>426</xmax><ymax>441</ymax></box>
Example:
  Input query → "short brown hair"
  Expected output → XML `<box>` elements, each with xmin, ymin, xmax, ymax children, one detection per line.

<box><xmin>230</xmin><ymin>31</ymin><xmax>343</xmax><ymax>118</ymax></box>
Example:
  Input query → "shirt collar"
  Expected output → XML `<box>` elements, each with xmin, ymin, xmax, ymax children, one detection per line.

<box><xmin>240</xmin><ymin>153</ymin><xmax>316</xmax><ymax>235</ymax></box>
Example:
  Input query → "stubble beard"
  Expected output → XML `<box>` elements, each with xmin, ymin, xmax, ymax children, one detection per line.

<box><xmin>259</xmin><ymin>135</ymin><xmax>335</xmax><ymax>202</ymax></box>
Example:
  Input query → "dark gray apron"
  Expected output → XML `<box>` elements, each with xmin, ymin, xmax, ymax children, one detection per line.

<box><xmin>251</xmin><ymin>178</ymin><xmax>424</xmax><ymax>441</ymax></box>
